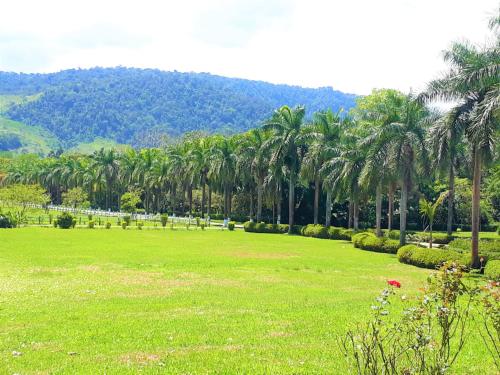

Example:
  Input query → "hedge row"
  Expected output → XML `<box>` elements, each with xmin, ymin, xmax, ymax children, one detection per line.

<box><xmin>484</xmin><ymin>260</ymin><xmax>500</xmax><ymax>280</ymax></box>
<box><xmin>397</xmin><ymin>245</ymin><xmax>469</xmax><ymax>269</ymax></box>
<box><xmin>243</xmin><ymin>222</ymin><xmax>355</xmax><ymax>240</ymax></box>
<box><xmin>352</xmin><ymin>232</ymin><xmax>400</xmax><ymax>254</ymax></box>
<box><xmin>243</xmin><ymin>221</ymin><xmax>289</xmax><ymax>234</ymax></box>
<box><xmin>447</xmin><ymin>238</ymin><xmax>500</xmax><ymax>262</ymax></box>
<box><xmin>410</xmin><ymin>232</ymin><xmax>455</xmax><ymax>244</ymax></box>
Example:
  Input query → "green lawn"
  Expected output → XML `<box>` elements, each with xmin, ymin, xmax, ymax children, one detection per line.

<box><xmin>0</xmin><ymin>228</ymin><xmax>495</xmax><ymax>374</ymax></box>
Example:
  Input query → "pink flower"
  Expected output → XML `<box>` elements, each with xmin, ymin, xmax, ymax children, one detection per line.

<box><xmin>387</xmin><ymin>280</ymin><xmax>401</xmax><ymax>288</ymax></box>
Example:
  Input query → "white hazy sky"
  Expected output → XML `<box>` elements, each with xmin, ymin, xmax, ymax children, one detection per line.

<box><xmin>0</xmin><ymin>0</ymin><xmax>497</xmax><ymax>95</ymax></box>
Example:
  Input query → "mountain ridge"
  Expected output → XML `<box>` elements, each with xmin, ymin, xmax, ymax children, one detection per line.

<box><xmin>0</xmin><ymin>67</ymin><xmax>358</xmax><ymax>150</ymax></box>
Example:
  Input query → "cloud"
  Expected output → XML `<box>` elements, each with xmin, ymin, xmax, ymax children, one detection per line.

<box><xmin>0</xmin><ymin>0</ymin><xmax>497</xmax><ymax>94</ymax></box>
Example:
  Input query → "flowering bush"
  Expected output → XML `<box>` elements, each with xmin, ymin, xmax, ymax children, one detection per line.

<box><xmin>342</xmin><ymin>263</ymin><xmax>478</xmax><ymax>374</ymax></box>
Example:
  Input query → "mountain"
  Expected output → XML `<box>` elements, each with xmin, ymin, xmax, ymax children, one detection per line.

<box><xmin>0</xmin><ymin>67</ymin><xmax>358</xmax><ymax>149</ymax></box>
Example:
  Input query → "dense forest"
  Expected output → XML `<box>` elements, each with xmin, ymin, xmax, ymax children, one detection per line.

<box><xmin>0</xmin><ymin>68</ymin><xmax>357</xmax><ymax>147</ymax></box>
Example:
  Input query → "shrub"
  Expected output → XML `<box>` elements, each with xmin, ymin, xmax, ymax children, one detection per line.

<box><xmin>290</xmin><ymin>225</ymin><xmax>304</xmax><ymax>235</ymax></box>
<box><xmin>0</xmin><ymin>214</ymin><xmax>15</xmax><ymax>228</ymax></box>
<box><xmin>160</xmin><ymin>214</ymin><xmax>168</xmax><ymax>227</ymax></box>
<box><xmin>53</xmin><ymin>219</ymin><xmax>58</xmax><ymax>228</ymax></box>
<box><xmin>88</xmin><ymin>214</ymin><xmax>93</xmax><ymax>221</ymax></box>
<box><xmin>123</xmin><ymin>215</ymin><xmax>131</xmax><ymax>225</ymax></box>
<box><xmin>137</xmin><ymin>222</ymin><xmax>144</xmax><ymax>230</ymax></box>
<box><xmin>88</xmin><ymin>220</ymin><xmax>95</xmax><ymax>229</ymax></box>
<box><xmin>243</xmin><ymin>221</ymin><xmax>256</xmax><ymax>232</ymax></box>
<box><xmin>71</xmin><ymin>219</ymin><xmax>77</xmax><ymax>228</ymax></box>
<box><xmin>385</xmin><ymin>230</ymin><xmax>400</xmax><ymax>240</ymax></box>
<box><xmin>352</xmin><ymin>232</ymin><xmax>400</xmax><ymax>254</ymax></box>
<box><xmin>228</xmin><ymin>221</ymin><xmax>236</xmax><ymax>231</ymax></box>
<box><xmin>351</xmin><ymin>232</ymin><xmax>372</xmax><ymax>248</ymax></box>
<box><xmin>302</xmin><ymin>224</ymin><xmax>329</xmax><ymax>239</ymax></box>
<box><xmin>196</xmin><ymin>217</ymin><xmax>201</xmax><ymax>227</ymax></box>
<box><xmin>105</xmin><ymin>222</ymin><xmax>111</xmax><ymax>229</ymax></box>
<box><xmin>57</xmin><ymin>212</ymin><xmax>74</xmax><ymax>229</ymax></box>
<box><xmin>382</xmin><ymin>239</ymin><xmax>400</xmax><ymax>254</ymax></box>
<box><xmin>121</xmin><ymin>222</ymin><xmax>127</xmax><ymax>229</ymax></box>
<box><xmin>201</xmin><ymin>223</ymin><xmax>206</xmax><ymax>230</ymax></box>
<box><xmin>397</xmin><ymin>245</ymin><xmax>469</xmax><ymax>269</ymax></box>
<box><xmin>484</xmin><ymin>260</ymin><xmax>500</xmax><ymax>280</ymax></box>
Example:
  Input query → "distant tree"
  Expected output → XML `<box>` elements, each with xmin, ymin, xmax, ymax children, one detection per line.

<box><xmin>120</xmin><ymin>189</ymin><xmax>142</xmax><ymax>214</ymax></box>
<box><xmin>62</xmin><ymin>187</ymin><xmax>89</xmax><ymax>211</ymax></box>
<box><xmin>0</xmin><ymin>184</ymin><xmax>50</xmax><ymax>226</ymax></box>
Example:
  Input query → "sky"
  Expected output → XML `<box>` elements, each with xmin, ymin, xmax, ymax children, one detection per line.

<box><xmin>0</xmin><ymin>0</ymin><xmax>497</xmax><ymax>95</ymax></box>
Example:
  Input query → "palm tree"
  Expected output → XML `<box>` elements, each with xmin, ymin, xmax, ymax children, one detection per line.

<box><xmin>301</xmin><ymin>110</ymin><xmax>343</xmax><ymax>225</ymax></box>
<box><xmin>420</xmin><ymin>19</ymin><xmax>499</xmax><ymax>265</ymax></box>
<box><xmin>210</xmin><ymin>136</ymin><xmax>237</xmax><ymax>220</ymax></box>
<box><xmin>92</xmin><ymin>148</ymin><xmax>120</xmax><ymax>210</ymax></box>
<box><xmin>369</xmin><ymin>96</ymin><xmax>431</xmax><ymax>245</ymax></box>
<box><xmin>419</xmin><ymin>191</ymin><xmax>449</xmax><ymax>248</ymax></box>
<box><xmin>427</xmin><ymin>108</ymin><xmax>468</xmax><ymax>236</ymax></box>
<box><xmin>263</xmin><ymin>105</ymin><xmax>305</xmax><ymax>233</ymax></box>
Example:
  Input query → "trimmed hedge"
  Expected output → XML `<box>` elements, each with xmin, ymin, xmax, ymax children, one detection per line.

<box><xmin>448</xmin><ymin>238</ymin><xmax>500</xmax><ymax>262</ymax></box>
<box><xmin>228</xmin><ymin>221</ymin><xmax>236</xmax><ymax>231</ymax></box>
<box><xmin>397</xmin><ymin>245</ymin><xmax>469</xmax><ymax>269</ymax></box>
<box><xmin>243</xmin><ymin>221</ymin><xmax>289</xmax><ymax>234</ymax></box>
<box><xmin>352</xmin><ymin>232</ymin><xmax>400</xmax><ymax>254</ymax></box>
<box><xmin>484</xmin><ymin>260</ymin><xmax>500</xmax><ymax>280</ymax></box>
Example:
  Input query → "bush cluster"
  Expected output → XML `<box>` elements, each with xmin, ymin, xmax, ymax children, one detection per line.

<box><xmin>228</xmin><ymin>221</ymin><xmax>236</xmax><ymax>231</ymax></box>
<box><xmin>484</xmin><ymin>260</ymin><xmax>500</xmax><ymax>280</ymax></box>
<box><xmin>57</xmin><ymin>212</ymin><xmax>75</xmax><ymax>229</ymax></box>
<box><xmin>160</xmin><ymin>214</ymin><xmax>168</xmax><ymax>227</ymax></box>
<box><xmin>397</xmin><ymin>245</ymin><xmax>469</xmax><ymax>269</ymax></box>
<box><xmin>352</xmin><ymin>232</ymin><xmax>400</xmax><ymax>254</ymax></box>
<box><xmin>302</xmin><ymin>224</ymin><xmax>354</xmax><ymax>240</ymax></box>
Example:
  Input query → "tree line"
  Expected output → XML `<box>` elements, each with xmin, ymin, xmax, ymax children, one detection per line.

<box><xmin>1</xmin><ymin>17</ymin><xmax>499</xmax><ymax>266</ymax></box>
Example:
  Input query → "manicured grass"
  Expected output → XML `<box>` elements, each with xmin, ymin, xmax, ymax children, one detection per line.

<box><xmin>0</xmin><ymin>228</ymin><xmax>495</xmax><ymax>374</ymax></box>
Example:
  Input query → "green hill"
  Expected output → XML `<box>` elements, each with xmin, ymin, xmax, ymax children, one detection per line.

<box><xmin>66</xmin><ymin>137</ymin><xmax>130</xmax><ymax>155</ymax></box>
<box><xmin>0</xmin><ymin>67</ymin><xmax>358</xmax><ymax>148</ymax></box>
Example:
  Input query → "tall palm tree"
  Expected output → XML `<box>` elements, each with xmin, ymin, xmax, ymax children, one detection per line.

<box><xmin>420</xmin><ymin>19</ymin><xmax>499</xmax><ymax>264</ymax></box>
<box><xmin>210</xmin><ymin>136</ymin><xmax>237</xmax><ymax>220</ymax></box>
<box><xmin>92</xmin><ymin>148</ymin><xmax>120</xmax><ymax>210</ymax></box>
<box><xmin>369</xmin><ymin>96</ymin><xmax>431</xmax><ymax>245</ymax></box>
<box><xmin>263</xmin><ymin>105</ymin><xmax>305</xmax><ymax>233</ymax></box>
<box><xmin>301</xmin><ymin>110</ymin><xmax>343</xmax><ymax>225</ymax></box>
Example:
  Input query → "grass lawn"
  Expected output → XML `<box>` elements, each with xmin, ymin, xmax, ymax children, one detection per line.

<box><xmin>0</xmin><ymin>228</ymin><xmax>495</xmax><ymax>374</ymax></box>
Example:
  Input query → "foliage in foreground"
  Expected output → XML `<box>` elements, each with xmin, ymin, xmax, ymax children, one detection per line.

<box><xmin>342</xmin><ymin>263</ymin><xmax>498</xmax><ymax>374</ymax></box>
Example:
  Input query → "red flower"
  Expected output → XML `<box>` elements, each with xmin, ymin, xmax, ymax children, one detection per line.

<box><xmin>387</xmin><ymin>280</ymin><xmax>401</xmax><ymax>288</ymax></box>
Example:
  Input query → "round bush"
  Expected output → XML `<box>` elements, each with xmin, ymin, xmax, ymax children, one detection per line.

<box><xmin>105</xmin><ymin>222</ymin><xmax>111</xmax><ymax>229</ymax></box>
<box><xmin>137</xmin><ymin>222</ymin><xmax>144</xmax><ymax>230</ymax></box>
<box><xmin>228</xmin><ymin>221</ymin><xmax>236</xmax><ymax>231</ymax></box>
<box><xmin>160</xmin><ymin>214</ymin><xmax>168</xmax><ymax>227</ymax></box>
<box><xmin>88</xmin><ymin>220</ymin><xmax>95</xmax><ymax>229</ymax></box>
<box><xmin>0</xmin><ymin>214</ymin><xmax>15</xmax><ymax>228</ymax></box>
<box><xmin>121</xmin><ymin>222</ymin><xmax>127</xmax><ymax>229</ymax></box>
<box><xmin>57</xmin><ymin>212</ymin><xmax>75</xmax><ymax>229</ymax></box>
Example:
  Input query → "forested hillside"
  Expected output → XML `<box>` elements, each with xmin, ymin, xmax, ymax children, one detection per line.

<box><xmin>0</xmin><ymin>68</ymin><xmax>357</xmax><ymax>147</ymax></box>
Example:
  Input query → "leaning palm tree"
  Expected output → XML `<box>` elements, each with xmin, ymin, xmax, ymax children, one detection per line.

<box><xmin>263</xmin><ymin>105</ymin><xmax>306</xmax><ymax>233</ymax></box>
<box><xmin>420</xmin><ymin>17</ymin><xmax>499</xmax><ymax>265</ymax></box>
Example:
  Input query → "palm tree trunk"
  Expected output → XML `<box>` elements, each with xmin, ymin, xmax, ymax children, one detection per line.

<box><xmin>228</xmin><ymin>189</ymin><xmax>232</xmax><ymax>218</ymax></box>
<box><xmin>387</xmin><ymin>185</ymin><xmax>394</xmax><ymax>231</ymax></box>
<box><xmin>223</xmin><ymin>185</ymin><xmax>228</xmax><ymax>219</ymax></box>
<box><xmin>375</xmin><ymin>184</ymin><xmax>382</xmax><ymax>237</ymax></box>
<box><xmin>325</xmin><ymin>190</ymin><xmax>332</xmax><ymax>227</ymax></box>
<box><xmin>207</xmin><ymin>185</ymin><xmax>212</xmax><ymax>218</ymax></box>
<box><xmin>171</xmin><ymin>185</ymin><xmax>177</xmax><ymax>215</ymax></box>
<box><xmin>313</xmin><ymin>177</ymin><xmax>320</xmax><ymax>224</ymax></box>
<box><xmin>353</xmin><ymin>201</ymin><xmax>359</xmax><ymax>231</ymax></box>
<box><xmin>188</xmin><ymin>185</ymin><xmax>193</xmax><ymax>216</ymax></box>
<box><xmin>471</xmin><ymin>147</ymin><xmax>481</xmax><ymax>267</ymax></box>
<box><xmin>348</xmin><ymin>201</ymin><xmax>353</xmax><ymax>229</ymax></box>
<box><xmin>399</xmin><ymin>180</ymin><xmax>408</xmax><ymax>246</ymax></box>
<box><xmin>288</xmin><ymin>173</ymin><xmax>295</xmax><ymax>233</ymax></box>
<box><xmin>277</xmin><ymin>181</ymin><xmax>282</xmax><ymax>224</ymax></box>
<box><xmin>257</xmin><ymin>177</ymin><xmax>263</xmax><ymax>222</ymax></box>
<box><xmin>429</xmin><ymin>222</ymin><xmax>433</xmax><ymax>249</ymax></box>
<box><xmin>201</xmin><ymin>177</ymin><xmax>206</xmax><ymax>218</ymax></box>
<box><xmin>249</xmin><ymin>188</ymin><xmax>254</xmax><ymax>221</ymax></box>
<box><xmin>447</xmin><ymin>164</ymin><xmax>455</xmax><ymax>236</ymax></box>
